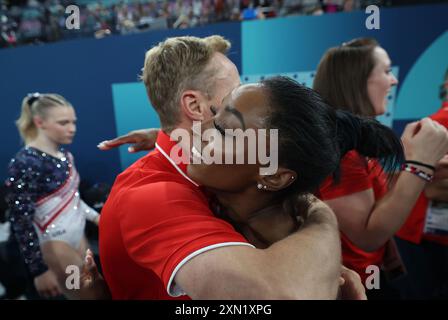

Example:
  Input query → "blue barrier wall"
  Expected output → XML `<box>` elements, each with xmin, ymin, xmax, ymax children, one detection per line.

<box><xmin>1</xmin><ymin>4</ymin><xmax>447</xmax><ymax>184</ymax></box>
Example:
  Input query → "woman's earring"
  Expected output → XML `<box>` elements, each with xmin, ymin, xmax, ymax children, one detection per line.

<box><xmin>257</xmin><ymin>183</ymin><xmax>263</xmax><ymax>190</ymax></box>
<box><xmin>263</xmin><ymin>185</ymin><xmax>267</xmax><ymax>190</ymax></box>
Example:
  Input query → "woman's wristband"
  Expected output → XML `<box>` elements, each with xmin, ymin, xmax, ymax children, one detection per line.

<box><xmin>401</xmin><ymin>164</ymin><xmax>434</xmax><ymax>182</ymax></box>
<box><xmin>405</xmin><ymin>160</ymin><xmax>435</xmax><ymax>172</ymax></box>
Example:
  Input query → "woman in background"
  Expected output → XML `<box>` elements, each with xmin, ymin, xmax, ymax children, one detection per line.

<box><xmin>313</xmin><ymin>38</ymin><xmax>448</xmax><ymax>298</ymax></box>
<box><xmin>6</xmin><ymin>93</ymin><xmax>101</xmax><ymax>299</ymax></box>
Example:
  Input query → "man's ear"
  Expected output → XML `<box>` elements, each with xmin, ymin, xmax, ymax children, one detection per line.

<box><xmin>180</xmin><ymin>90</ymin><xmax>208</xmax><ymax>122</ymax></box>
<box><xmin>256</xmin><ymin>167</ymin><xmax>297</xmax><ymax>191</ymax></box>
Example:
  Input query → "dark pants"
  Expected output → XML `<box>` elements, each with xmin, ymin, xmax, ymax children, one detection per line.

<box><xmin>395</xmin><ymin>237</ymin><xmax>448</xmax><ymax>299</ymax></box>
<box><xmin>0</xmin><ymin>237</ymin><xmax>28</xmax><ymax>299</ymax></box>
<box><xmin>365</xmin><ymin>270</ymin><xmax>402</xmax><ymax>300</ymax></box>
<box><xmin>0</xmin><ymin>236</ymin><xmax>66</xmax><ymax>300</ymax></box>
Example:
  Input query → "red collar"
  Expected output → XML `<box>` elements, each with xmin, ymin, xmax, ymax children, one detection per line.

<box><xmin>442</xmin><ymin>101</ymin><xmax>448</xmax><ymax>109</ymax></box>
<box><xmin>154</xmin><ymin>131</ymin><xmax>199</xmax><ymax>187</ymax></box>
<box><xmin>155</xmin><ymin>131</ymin><xmax>180</xmax><ymax>160</ymax></box>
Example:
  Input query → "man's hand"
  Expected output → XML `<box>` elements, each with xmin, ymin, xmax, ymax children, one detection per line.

<box><xmin>80</xmin><ymin>249</ymin><xmax>100</xmax><ymax>289</ymax></box>
<box><xmin>97</xmin><ymin>128</ymin><xmax>159</xmax><ymax>153</ymax></box>
<box><xmin>338</xmin><ymin>266</ymin><xmax>367</xmax><ymax>300</ymax></box>
<box><xmin>303</xmin><ymin>194</ymin><xmax>338</xmax><ymax>227</ymax></box>
<box><xmin>80</xmin><ymin>249</ymin><xmax>111</xmax><ymax>299</ymax></box>
<box><xmin>433</xmin><ymin>154</ymin><xmax>448</xmax><ymax>181</ymax></box>
<box><xmin>34</xmin><ymin>269</ymin><xmax>62</xmax><ymax>298</ymax></box>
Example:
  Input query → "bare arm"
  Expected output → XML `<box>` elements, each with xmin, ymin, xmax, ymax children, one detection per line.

<box><xmin>79</xmin><ymin>200</ymin><xmax>364</xmax><ymax>299</ymax></box>
<box><xmin>175</xmin><ymin>201</ymin><xmax>341</xmax><ymax>300</ymax></box>
<box><xmin>326</xmin><ymin>171</ymin><xmax>427</xmax><ymax>252</ymax></box>
<box><xmin>325</xmin><ymin>119</ymin><xmax>448</xmax><ymax>252</ymax></box>
<box><xmin>97</xmin><ymin>128</ymin><xmax>159</xmax><ymax>152</ymax></box>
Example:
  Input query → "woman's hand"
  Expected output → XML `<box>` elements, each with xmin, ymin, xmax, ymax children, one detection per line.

<box><xmin>401</xmin><ymin>118</ymin><xmax>448</xmax><ymax>166</ymax></box>
<box><xmin>97</xmin><ymin>128</ymin><xmax>159</xmax><ymax>153</ymax></box>
<box><xmin>34</xmin><ymin>269</ymin><xmax>62</xmax><ymax>298</ymax></box>
<box><xmin>433</xmin><ymin>155</ymin><xmax>448</xmax><ymax>181</ymax></box>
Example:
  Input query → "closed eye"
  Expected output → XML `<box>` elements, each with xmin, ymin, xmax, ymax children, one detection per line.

<box><xmin>213</xmin><ymin>120</ymin><xmax>225</xmax><ymax>135</ymax></box>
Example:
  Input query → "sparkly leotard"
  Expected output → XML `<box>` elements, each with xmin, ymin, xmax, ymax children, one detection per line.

<box><xmin>5</xmin><ymin>146</ymin><xmax>99</xmax><ymax>277</ymax></box>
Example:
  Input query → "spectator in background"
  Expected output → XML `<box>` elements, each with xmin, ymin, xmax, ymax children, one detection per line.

<box><xmin>42</xmin><ymin>0</ymin><xmax>63</xmax><ymax>43</ymax></box>
<box><xmin>200</xmin><ymin>0</ymin><xmax>213</xmax><ymax>24</ymax></box>
<box><xmin>342</xmin><ymin>0</ymin><xmax>362</xmax><ymax>11</ymax></box>
<box><xmin>240</xmin><ymin>0</ymin><xmax>265</xmax><ymax>20</ymax></box>
<box><xmin>18</xmin><ymin>0</ymin><xmax>44</xmax><ymax>44</ymax></box>
<box><xmin>303</xmin><ymin>0</ymin><xmax>324</xmax><ymax>14</ymax></box>
<box><xmin>0</xmin><ymin>0</ymin><xmax>430</xmax><ymax>49</ymax></box>
<box><xmin>323</xmin><ymin>0</ymin><xmax>343</xmax><ymax>13</ymax></box>
<box><xmin>395</xmin><ymin>68</ymin><xmax>448</xmax><ymax>299</ymax></box>
<box><xmin>173</xmin><ymin>0</ymin><xmax>192</xmax><ymax>28</ymax></box>
<box><xmin>313</xmin><ymin>38</ymin><xmax>448</xmax><ymax>299</ymax></box>
<box><xmin>279</xmin><ymin>0</ymin><xmax>323</xmax><ymax>16</ymax></box>
<box><xmin>1</xmin><ymin>7</ymin><xmax>18</xmax><ymax>48</ymax></box>
<box><xmin>189</xmin><ymin>0</ymin><xmax>202</xmax><ymax>26</ymax></box>
<box><xmin>116</xmin><ymin>2</ymin><xmax>137</xmax><ymax>34</ymax></box>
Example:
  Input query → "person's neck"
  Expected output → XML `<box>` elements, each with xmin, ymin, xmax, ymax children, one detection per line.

<box><xmin>212</xmin><ymin>187</ymin><xmax>297</xmax><ymax>247</ymax></box>
<box><xmin>211</xmin><ymin>186</ymin><xmax>281</xmax><ymax>223</ymax></box>
<box><xmin>163</xmin><ymin>117</ymin><xmax>194</xmax><ymax>136</ymax></box>
<box><xmin>27</xmin><ymin>136</ymin><xmax>62</xmax><ymax>158</ymax></box>
<box><xmin>163</xmin><ymin>121</ymin><xmax>194</xmax><ymax>151</ymax></box>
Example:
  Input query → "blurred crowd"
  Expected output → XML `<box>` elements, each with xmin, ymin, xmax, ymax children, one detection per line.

<box><xmin>0</xmin><ymin>0</ymin><xmax>446</xmax><ymax>48</ymax></box>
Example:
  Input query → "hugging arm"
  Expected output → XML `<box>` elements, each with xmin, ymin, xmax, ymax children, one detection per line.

<box><xmin>175</xmin><ymin>200</ymin><xmax>342</xmax><ymax>300</ymax></box>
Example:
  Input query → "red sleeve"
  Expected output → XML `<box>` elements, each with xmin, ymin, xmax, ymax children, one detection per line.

<box><xmin>118</xmin><ymin>181</ymin><xmax>251</xmax><ymax>296</ymax></box>
<box><xmin>431</xmin><ymin>109</ymin><xmax>448</xmax><ymax>128</ymax></box>
<box><xmin>318</xmin><ymin>151</ymin><xmax>373</xmax><ymax>200</ymax></box>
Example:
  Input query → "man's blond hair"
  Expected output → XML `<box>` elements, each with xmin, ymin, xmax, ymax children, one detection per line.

<box><xmin>141</xmin><ymin>35</ymin><xmax>231</xmax><ymax>130</ymax></box>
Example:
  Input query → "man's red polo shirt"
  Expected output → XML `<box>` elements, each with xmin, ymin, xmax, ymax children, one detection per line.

<box><xmin>99</xmin><ymin>131</ymin><xmax>252</xmax><ymax>299</ymax></box>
